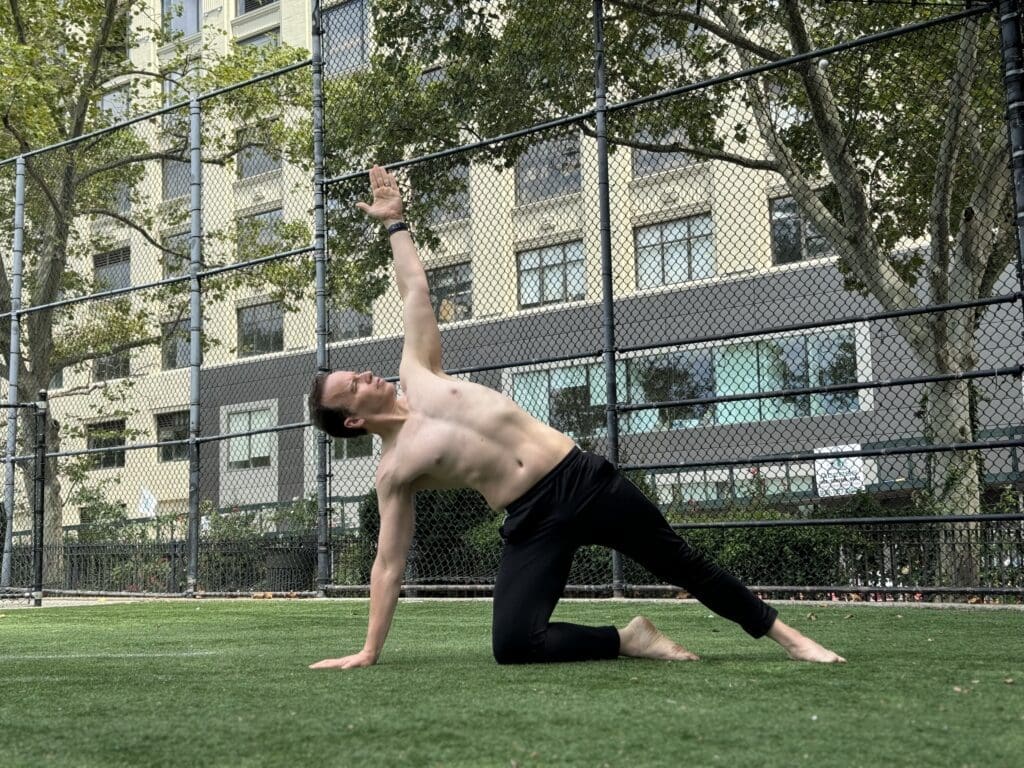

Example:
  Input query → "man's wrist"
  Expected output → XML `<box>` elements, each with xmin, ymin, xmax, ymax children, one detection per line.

<box><xmin>382</xmin><ymin>217</ymin><xmax>404</xmax><ymax>229</ymax></box>
<box><xmin>386</xmin><ymin>221</ymin><xmax>410</xmax><ymax>237</ymax></box>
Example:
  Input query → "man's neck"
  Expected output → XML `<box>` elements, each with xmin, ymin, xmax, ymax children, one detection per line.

<box><xmin>367</xmin><ymin>396</ymin><xmax>410</xmax><ymax>444</ymax></box>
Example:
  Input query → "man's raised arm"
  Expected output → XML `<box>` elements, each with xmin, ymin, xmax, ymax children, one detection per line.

<box><xmin>357</xmin><ymin>165</ymin><xmax>441</xmax><ymax>372</ymax></box>
<box><xmin>309</xmin><ymin>479</ymin><xmax>414</xmax><ymax>669</ymax></box>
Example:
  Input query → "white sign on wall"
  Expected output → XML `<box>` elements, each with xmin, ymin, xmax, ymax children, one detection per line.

<box><xmin>138</xmin><ymin>486</ymin><xmax>158</xmax><ymax>518</ymax></box>
<box><xmin>814</xmin><ymin>444</ymin><xmax>866</xmax><ymax>498</ymax></box>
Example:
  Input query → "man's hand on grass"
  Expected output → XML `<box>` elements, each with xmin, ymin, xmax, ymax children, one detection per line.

<box><xmin>308</xmin><ymin>650</ymin><xmax>377</xmax><ymax>670</ymax></box>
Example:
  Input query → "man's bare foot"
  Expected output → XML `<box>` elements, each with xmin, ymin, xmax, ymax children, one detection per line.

<box><xmin>618</xmin><ymin>616</ymin><xmax>699</xmax><ymax>661</ymax></box>
<box><xmin>767</xmin><ymin>619</ymin><xmax>846</xmax><ymax>663</ymax></box>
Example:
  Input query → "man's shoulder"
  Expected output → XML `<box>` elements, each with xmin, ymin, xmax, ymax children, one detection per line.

<box><xmin>375</xmin><ymin>434</ymin><xmax>426</xmax><ymax>492</ymax></box>
<box><xmin>398</xmin><ymin>358</ymin><xmax>452</xmax><ymax>388</ymax></box>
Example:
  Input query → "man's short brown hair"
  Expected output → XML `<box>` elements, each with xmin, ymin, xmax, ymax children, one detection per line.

<box><xmin>308</xmin><ymin>371</ymin><xmax>368</xmax><ymax>439</ymax></box>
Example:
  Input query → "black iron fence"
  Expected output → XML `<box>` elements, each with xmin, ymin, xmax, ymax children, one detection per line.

<box><xmin>2</xmin><ymin>0</ymin><xmax>1023</xmax><ymax>602</ymax></box>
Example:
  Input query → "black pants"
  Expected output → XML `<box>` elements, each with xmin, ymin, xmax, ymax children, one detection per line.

<box><xmin>491</xmin><ymin>447</ymin><xmax>778</xmax><ymax>664</ymax></box>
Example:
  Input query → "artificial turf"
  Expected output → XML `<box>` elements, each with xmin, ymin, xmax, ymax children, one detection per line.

<box><xmin>0</xmin><ymin>599</ymin><xmax>1021</xmax><ymax>767</ymax></box>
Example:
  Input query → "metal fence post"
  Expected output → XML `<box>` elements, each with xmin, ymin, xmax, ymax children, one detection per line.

<box><xmin>592</xmin><ymin>0</ymin><xmax>624</xmax><ymax>597</ymax></box>
<box><xmin>1</xmin><ymin>156</ymin><xmax>25</xmax><ymax>588</ymax></box>
<box><xmin>312</xmin><ymin>0</ymin><xmax>331</xmax><ymax>595</ymax></box>
<box><xmin>999</xmin><ymin>2</ymin><xmax>1024</xmax><ymax>376</ymax></box>
<box><xmin>186</xmin><ymin>92</ymin><xmax>204</xmax><ymax>595</ymax></box>
<box><xmin>31</xmin><ymin>391</ymin><xmax>47</xmax><ymax>607</ymax></box>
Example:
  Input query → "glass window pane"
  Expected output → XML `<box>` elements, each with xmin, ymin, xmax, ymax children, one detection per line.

<box><xmin>512</xmin><ymin>371</ymin><xmax>549</xmax><ymax>422</ymax></box>
<box><xmin>520</xmin><ymin>270</ymin><xmax>541</xmax><ymax>306</ymax></box>
<box><xmin>636</xmin><ymin>247</ymin><xmax>661</xmax><ymax>290</ymax></box>
<box><xmin>810</xmin><ymin>330</ymin><xmax>858</xmax><ymax>415</ymax></box>
<box><xmin>690</xmin><ymin>236</ymin><xmax>715</xmax><ymax>279</ymax></box>
<box><xmin>323</xmin><ymin>0</ymin><xmax>368</xmax><ymax>76</ymax></box>
<box><xmin>542</xmin><ymin>266</ymin><xmax>563</xmax><ymax>302</ymax></box>
<box><xmin>759</xmin><ymin>337</ymin><xmax>809</xmax><ymax>420</ymax></box>
<box><xmin>715</xmin><ymin>343</ymin><xmax>760</xmax><ymax>424</ymax></box>
<box><xmin>663</xmin><ymin>241</ymin><xmax>689</xmax><ymax>285</ymax></box>
<box><xmin>566</xmin><ymin>261</ymin><xmax>585</xmax><ymax>301</ymax></box>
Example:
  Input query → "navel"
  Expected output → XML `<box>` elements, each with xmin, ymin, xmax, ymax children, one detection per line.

<box><xmin>516</xmin><ymin>458</ymin><xmax>524</xmax><ymax>468</ymax></box>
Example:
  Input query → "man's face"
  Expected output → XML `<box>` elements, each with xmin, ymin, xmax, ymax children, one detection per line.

<box><xmin>324</xmin><ymin>370</ymin><xmax>395</xmax><ymax>426</ymax></box>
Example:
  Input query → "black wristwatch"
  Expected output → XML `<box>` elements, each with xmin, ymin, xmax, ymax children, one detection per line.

<box><xmin>386</xmin><ymin>221</ymin><xmax>410</xmax><ymax>236</ymax></box>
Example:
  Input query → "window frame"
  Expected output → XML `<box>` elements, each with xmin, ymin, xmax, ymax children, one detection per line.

<box><xmin>426</xmin><ymin>261</ymin><xmax>473</xmax><ymax>324</ymax></box>
<box><xmin>517</xmin><ymin>241</ymin><xmax>586</xmax><ymax>309</ymax></box>
<box><xmin>226</xmin><ymin>407</ymin><xmax>274</xmax><ymax>470</ymax></box>
<box><xmin>633</xmin><ymin>214</ymin><xmax>715</xmax><ymax>290</ymax></box>
<box><xmin>769</xmin><ymin>196</ymin><xmax>835</xmax><ymax>266</ymax></box>
<box><xmin>514</xmin><ymin>133</ymin><xmax>582</xmax><ymax>206</ymax></box>
<box><xmin>93</xmin><ymin>246</ymin><xmax>131</xmax><ymax>291</ymax></box>
<box><xmin>156</xmin><ymin>410</ymin><xmax>190</xmax><ymax>463</ymax></box>
<box><xmin>322</xmin><ymin>0</ymin><xmax>369</xmax><ymax>77</ymax></box>
<box><xmin>86</xmin><ymin>420</ymin><xmax>127</xmax><ymax>470</ymax></box>
<box><xmin>236</xmin><ymin>301</ymin><xmax>285</xmax><ymax>358</ymax></box>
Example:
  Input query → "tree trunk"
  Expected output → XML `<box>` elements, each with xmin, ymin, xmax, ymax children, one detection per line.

<box><xmin>924</xmin><ymin>376</ymin><xmax>981</xmax><ymax>588</ymax></box>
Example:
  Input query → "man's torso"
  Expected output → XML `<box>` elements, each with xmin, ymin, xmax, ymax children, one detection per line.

<box><xmin>379</xmin><ymin>368</ymin><xmax>575</xmax><ymax>509</ymax></box>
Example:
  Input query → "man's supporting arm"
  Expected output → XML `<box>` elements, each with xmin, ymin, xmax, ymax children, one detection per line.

<box><xmin>309</xmin><ymin>479</ymin><xmax>414</xmax><ymax>669</ymax></box>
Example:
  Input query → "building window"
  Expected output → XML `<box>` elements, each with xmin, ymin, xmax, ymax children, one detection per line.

<box><xmin>161</xmin><ymin>319</ymin><xmax>190</xmax><ymax>370</ymax></box>
<box><xmin>49</xmin><ymin>367</ymin><xmax>64</xmax><ymax>390</ymax></box>
<box><xmin>99</xmin><ymin>87</ymin><xmax>130</xmax><ymax>123</ymax></box>
<box><xmin>511</xmin><ymin>328</ymin><xmax>863</xmax><ymax>437</ymax></box>
<box><xmin>162</xmin><ymin>231</ymin><xmax>190</xmax><ymax>278</ymax></box>
<box><xmin>162</xmin><ymin>157</ymin><xmax>189</xmax><ymax>200</ymax></box>
<box><xmin>635</xmin><ymin>215</ymin><xmax>714</xmax><ymax>289</ymax></box>
<box><xmin>770</xmin><ymin>196</ymin><xmax>834</xmax><ymax>265</ymax></box>
<box><xmin>236</xmin><ymin>127</ymin><xmax>282</xmax><ymax>179</ymax></box>
<box><xmin>631</xmin><ymin>127</ymin><xmax>697</xmax><ymax>177</ymax></box>
<box><xmin>625</xmin><ymin>349</ymin><xmax>716</xmax><ymax>432</ymax></box>
<box><xmin>515</xmin><ymin>133</ymin><xmax>581</xmax><ymax>205</ymax></box>
<box><xmin>427</xmin><ymin>262</ymin><xmax>472</xmax><ymax>323</ymax></box>
<box><xmin>94</xmin><ymin>351</ymin><xmax>130</xmax><ymax>382</ymax></box>
<box><xmin>238</xmin><ymin>28</ymin><xmax>280</xmax><ymax>47</ymax></box>
<box><xmin>237</xmin><ymin>207</ymin><xmax>283</xmax><ymax>259</ymax></box>
<box><xmin>162</xmin><ymin>71</ymin><xmax>187</xmax><ymax>133</ymax></box>
<box><xmin>93</xmin><ymin>247</ymin><xmax>131</xmax><ymax>291</ymax></box>
<box><xmin>227</xmin><ymin>408</ymin><xmax>273</xmax><ymax>469</ymax></box>
<box><xmin>518</xmin><ymin>241</ymin><xmax>585</xmax><ymax>308</ymax></box>
<box><xmin>237</xmin><ymin>0</ymin><xmax>277</xmax><ymax>16</ymax></box>
<box><xmin>163</xmin><ymin>0</ymin><xmax>200</xmax><ymax>37</ymax></box>
<box><xmin>237</xmin><ymin>302</ymin><xmax>284</xmax><ymax>357</ymax></box>
<box><xmin>329</xmin><ymin>305</ymin><xmax>373</xmax><ymax>341</ymax></box>
<box><xmin>323</xmin><ymin>0</ymin><xmax>368</xmax><ymax>76</ymax></box>
<box><xmin>156</xmin><ymin>411</ymin><xmax>189</xmax><ymax>462</ymax></box>
<box><xmin>87</xmin><ymin>420</ymin><xmax>126</xmax><ymax>470</ymax></box>
<box><xmin>512</xmin><ymin>365</ymin><xmax>607</xmax><ymax>441</ymax></box>
<box><xmin>332</xmin><ymin>434</ymin><xmax>373</xmax><ymax>460</ymax></box>
<box><xmin>713</xmin><ymin>330</ymin><xmax>859</xmax><ymax>425</ymax></box>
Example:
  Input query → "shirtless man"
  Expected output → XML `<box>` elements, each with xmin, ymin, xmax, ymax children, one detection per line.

<box><xmin>308</xmin><ymin>165</ymin><xmax>845</xmax><ymax>669</ymax></box>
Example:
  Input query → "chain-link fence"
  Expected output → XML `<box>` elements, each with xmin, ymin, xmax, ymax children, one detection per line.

<box><xmin>2</xmin><ymin>0</ymin><xmax>1023</xmax><ymax>601</ymax></box>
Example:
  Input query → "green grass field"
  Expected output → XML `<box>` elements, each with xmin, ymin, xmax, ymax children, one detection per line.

<box><xmin>0</xmin><ymin>599</ymin><xmax>1021</xmax><ymax>768</ymax></box>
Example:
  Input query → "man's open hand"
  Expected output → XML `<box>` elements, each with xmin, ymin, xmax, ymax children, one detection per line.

<box><xmin>308</xmin><ymin>650</ymin><xmax>377</xmax><ymax>670</ymax></box>
<box><xmin>355</xmin><ymin>165</ymin><xmax>405</xmax><ymax>223</ymax></box>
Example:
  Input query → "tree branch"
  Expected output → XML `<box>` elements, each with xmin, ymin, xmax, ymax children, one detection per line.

<box><xmin>929</xmin><ymin>14</ymin><xmax>981</xmax><ymax>307</ymax></box>
<box><xmin>776</xmin><ymin>0</ymin><xmax>925</xmax><ymax>343</ymax></box>
<box><xmin>606</xmin><ymin>0</ymin><xmax>784</xmax><ymax>62</ymax></box>
<box><xmin>73</xmin><ymin>148</ymin><xmax>189</xmax><ymax>187</ymax></box>
<box><xmin>583</xmin><ymin>122</ymin><xmax>782</xmax><ymax>172</ymax></box>
<box><xmin>80</xmin><ymin>207</ymin><xmax>179</xmax><ymax>254</ymax></box>
<box><xmin>7</xmin><ymin>0</ymin><xmax>27</xmax><ymax>44</ymax></box>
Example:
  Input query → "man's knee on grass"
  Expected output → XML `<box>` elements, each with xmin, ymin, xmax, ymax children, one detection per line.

<box><xmin>492</xmin><ymin>627</ymin><xmax>542</xmax><ymax>665</ymax></box>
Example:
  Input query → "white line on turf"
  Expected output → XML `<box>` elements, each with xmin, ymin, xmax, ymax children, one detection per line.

<box><xmin>0</xmin><ymin>651</ymin><xmax>221</xmax><ymax>660</ymax></box>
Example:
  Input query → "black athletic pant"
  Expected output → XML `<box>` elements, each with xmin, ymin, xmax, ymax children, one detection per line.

<box><xmin>491</xmin><ymin>447</ymin><xmax>778</xmax><ymax>664</ymax></box>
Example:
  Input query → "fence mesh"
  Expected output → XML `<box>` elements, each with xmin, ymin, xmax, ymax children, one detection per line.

<box><xmin>2</xmin><ymin>0</ymin><xmax>1022</xmax><ymax>600</ymax></box>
